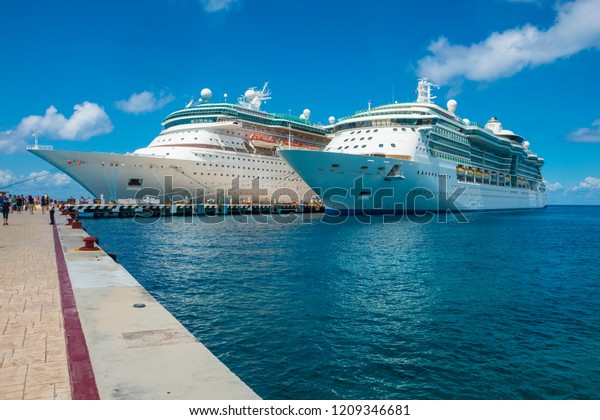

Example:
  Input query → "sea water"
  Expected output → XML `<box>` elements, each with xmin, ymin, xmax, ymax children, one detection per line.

<box><xmin>82</xmin><ymin>206</ymin><xmax>600</xmax><ymax>399</ymax></box>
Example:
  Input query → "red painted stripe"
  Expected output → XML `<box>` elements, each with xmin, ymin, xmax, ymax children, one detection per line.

<box><xmin>52</xmin><ymin>224</ymin><xmax>100</xmax><ymax>400</ymax></box>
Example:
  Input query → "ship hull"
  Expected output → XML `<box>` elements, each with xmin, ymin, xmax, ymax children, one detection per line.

<box><xmin>29</xmin><ymin>148</ymin><xmax>315</xmax><ymax>204</ymax></box>
<box><xmin>279</xmin><ymin>150</ymin><xmax>547</xmax><ymax>215</ymax></box>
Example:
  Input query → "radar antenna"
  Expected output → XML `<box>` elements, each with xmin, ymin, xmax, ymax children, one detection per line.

<box><xmin>238</xmin><ymin>82</ymin><xmax>272</xmax><ymax>111</ymax></box>
<box><xmin>416</xmin><ymin>78</ymin><xmax>439</xmax><ymax>103</ymax></box>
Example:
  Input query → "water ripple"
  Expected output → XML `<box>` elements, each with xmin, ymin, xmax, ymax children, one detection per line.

<box><xmin>83</xmin><ymin>206</ymin><xmax>600</xmax><ymax>399</ymax></box>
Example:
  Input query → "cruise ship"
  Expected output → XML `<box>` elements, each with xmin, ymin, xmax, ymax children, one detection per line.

<box><xmin>279</xmin><ymin>79</ymin><xmax>547</xmax><ymax>215</ymax></box>
<box><xmin>28</xmin><ymin>83</ymin><xmax>329</xmax><ymax>204</ymax></box>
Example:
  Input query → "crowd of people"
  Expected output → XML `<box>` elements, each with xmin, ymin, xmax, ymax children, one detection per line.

<box><xmin>0</xmin><ymin>193</ymin><xmax>58</xmax><ymax>226</ymax></box>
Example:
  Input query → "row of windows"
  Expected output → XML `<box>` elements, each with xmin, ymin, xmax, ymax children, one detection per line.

<box><xmin>194</xmin><ymin>173</ymin><xmax>299</xmax><ymax>181</ymax></box>
<box><xmin>196</xmin><ymin>163</ymin><xmax>289</xmax><ymax>173</ymax></box>
<box><xmin>416</xmin><ymin>171</ymin><xmax>450</xmax><ymax>178</ymax></box>
<box><xmin>432</xmin><ymin>126</ymin><xmax>469</xmax><ymax>145</ymax></box>
<box><xmin>198</xmin><ymin>155</ymin><xmax>285</xmax><ymax>165</ymax></box>
<box><xmin>332</xmin><ymin>142</ymin><xmax>403</xmax><ymax>151</ymax></box>
<box><xmin>335</xmin><ymin>119</ymin><xmax>423</xmax><ymax>132</ymax></box>
<box><xmin>431</xmin><ymin>150</ymin><xmax>469</xmax><ymax>164</ymax></box>
<box><xmin>343</xmin><ymin>136</ymin><xmax>373</xmax><ymax>142</ymax></box>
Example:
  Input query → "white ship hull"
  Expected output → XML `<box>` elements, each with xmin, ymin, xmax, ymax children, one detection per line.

<box><xmin>30</xmin><ymin>148</ymin><xmax>315</xmax><ymax>204</ymax></box>
<box><xmin>279</xmin><ymin>150</ymin><xmax>547</xmax><ymax>214</ymax></box>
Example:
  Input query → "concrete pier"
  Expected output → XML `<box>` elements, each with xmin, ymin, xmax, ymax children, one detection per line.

<box><xmin>0</xmin><ymin>210</ymin><xmax>259</xmax><ymax>400</ymax></box>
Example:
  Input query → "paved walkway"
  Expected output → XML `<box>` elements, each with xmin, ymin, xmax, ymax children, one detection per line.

<box><xmin>1</xmin><ymin>207</ymin><xmax>258</xmax><ymax>400</ymax></box>
<box><xmin>0</xmin><ymin>209</ymin><xmax>71</xmax><ymax>400</ymax></box>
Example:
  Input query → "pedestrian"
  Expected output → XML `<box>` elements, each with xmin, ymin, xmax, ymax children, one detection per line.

<box><xmin>2</xmin><ymin>195</ymin><xmax>10</xmax><ymax>225</ymax></box>
<box><xmin>49</xmin><ymin>199</ymin><xmax>56</xmax><ymax>225</ymax></box>
<box><xmin>28</xmin><ymin>195</ymin><xmax>34</xmax><ymax>214</ymax></box>
<box><xmin>41</xmin><ymin>195</ymin><xmax>47</xmax><ymax>214</ymax></box>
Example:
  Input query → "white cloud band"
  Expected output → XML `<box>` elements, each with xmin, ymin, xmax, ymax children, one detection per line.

<box><xmin>416</xmin><ymin>0</ymin><xmax>600</xmax><ymax>84</ymax></box>
<box><xmin>568</xmin><ymin>119</ymin><xmax>600</xmax><ymax>143</ymax></box>
<box><xmin>115</xmin><ymin>91</ymin><xmax>175</xmax><ymax>114</ymax></box>
<box><xmin>0</xmin><ymin>102</ymin><xmax>113</xmax><ymax>154</ymax></box>
<box><xmin>199</xmin><ymin>0</ymin><xmax>240</xmax><ymax>13</ymax></box>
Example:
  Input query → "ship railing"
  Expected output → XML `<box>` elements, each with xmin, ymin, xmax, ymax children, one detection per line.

<box><xmin>26</xmin><ymin>145</ymin><xmax>54</xmax><ymax>150</ymax></box>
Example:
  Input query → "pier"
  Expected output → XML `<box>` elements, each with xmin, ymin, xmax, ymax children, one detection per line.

<box><xmin>0</xmin><ymin>210</ymin><xmax>259</xmax><ymax>399</ymax></box>
<box><xmin>63</xmin><ymin>203</ymin><xmax>325</xmax><ymax>218</ymax></box>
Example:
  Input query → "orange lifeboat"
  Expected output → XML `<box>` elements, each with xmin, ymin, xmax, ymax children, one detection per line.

<box><xmin>249</xmin><ymin>134</ymin><xmax>278</xmax><ymax>149</ymax></box>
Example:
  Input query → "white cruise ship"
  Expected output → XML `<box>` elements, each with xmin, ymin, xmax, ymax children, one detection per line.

<box><xmin>279</xmin><ymin>79</ymin><xmax>547</xmax><ymax>215</ymax></box>
<box><xmin>28</xmin><ymin>84</ymin><xmax>329</xmax><ymax>204</ymax></box>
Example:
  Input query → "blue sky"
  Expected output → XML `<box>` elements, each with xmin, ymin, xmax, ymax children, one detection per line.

<box><xmin>1</xmin><ymin>0</ymin><xmax>599</xmax><ymax>204</ymax></box>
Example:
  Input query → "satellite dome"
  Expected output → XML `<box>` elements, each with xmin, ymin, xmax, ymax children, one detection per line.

<box><xmin>462</xmin><ymin>118</ymin><xmax>470</xmax><ymax>125</ymax></box>
<box><xmin>328</xmin><ymin>116</ymin><xmax>335</xmax><ymax>124</ymax></box>
<box><xmin>200</xmin><ymin>88</ymin><xmax>212</xmax><ymax>101</ymax></box>
<box><xmin>523</xmin><ymin>141</ymin><xmax>530</xmax><ymax>150</ymax></box>
<box><xmin>245</xmin><ymin>89</ymin><xmax>256</xmax><ymax>100</ymax></box>
<box><xmin>447</xmin><ymin>99</ymin><xmax>457</xmax><ymax>113</ymax></box>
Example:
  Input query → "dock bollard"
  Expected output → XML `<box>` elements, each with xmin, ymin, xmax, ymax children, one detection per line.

<box><xmin>79</xmin><ymin>237</ymin><xmax>100</xmax><ymax>251</ymax></box>
<box><xmin>72</xmin><ymin>221</ymin><xmax>83</xmax><ymax>229</ymax></box>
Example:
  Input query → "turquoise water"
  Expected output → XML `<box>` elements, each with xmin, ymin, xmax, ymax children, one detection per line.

<box><xmin>83</xmin><ymin>206</ymin><xmax>600</xmax><ymax>399</ymax></box>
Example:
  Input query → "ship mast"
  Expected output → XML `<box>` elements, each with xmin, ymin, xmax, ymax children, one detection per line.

<box><xmin>416</xmin><ymin>78</ymin><xmax>439</xmax><ymax>103</ymax></box>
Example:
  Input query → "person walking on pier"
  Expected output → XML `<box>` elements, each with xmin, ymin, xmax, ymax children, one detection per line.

<box><xmin>41</xmin><ymin>195</ymin><xmax>47</xmax><ymax>214</ymax></box>
<box><xmin>2</xmin><ymin>195</ymin><xmax>10</xmax><ymax>226</ymax></box>
<box><xmin>49</xmin><ymin>199</ymin><xmax>56</xmax><ymax>225</ymax></box>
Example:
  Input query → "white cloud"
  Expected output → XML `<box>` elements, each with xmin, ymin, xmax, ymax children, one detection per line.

<box><xmin>199</xmin><ymin>0</ymin><xmax>240</xmax><ymax>12</ymax></box>
<box><xmin>0</xmin><ymin>169</ymin><xmax>16</xmax><ymax>187</ymax></box>
<box><xmin>0</xmin><ymin>102</ymin><xmax>113</xmax><ymax>154</ymax></box>
<box><xmin>546</xmin><ymin>181</ymin><xmax>565</xmax><ymax>192</ymax></box>
<box><xmin>573</xmin><ymin>176</ymin><xmax>600</xmax><ymax>191</ymax></box>
<box><xmin>49</xmin><ymin>173</ymin><xmax>72</xmax><ymax>186</ymax></box>
<box><xmin>115</xmin><ymin>91</ymin><xmax>175</xmax><ymax>114</ymax></box>
<box><xmin>567</xmin><ymin>119</ymin><xmax>600</xmax><ymax>142</ymax></box>
<box><xmin>0</xmin><ymin>169</ymin><xmax>75</xmax><ymax>192</ymax></box>
<box><xmin>417</xmin><ymin>0</ymin><xmax>600</xmax><ymax>84</ymax></box>
<box><xmin>547</xmin><ymin>176</ymin><xmax>600</xmax><ymax>204</ymax></box>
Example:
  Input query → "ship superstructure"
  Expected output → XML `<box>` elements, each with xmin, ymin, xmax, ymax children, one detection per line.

<box><xmin>29</xmin><ymin>83</ymin><xmax>330</xmax><ymax>204</ymax></box>
<box><xmin>280</xmin><ymin>79</ymin><xmax>547</xmax><ymax>214</ymax></box>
